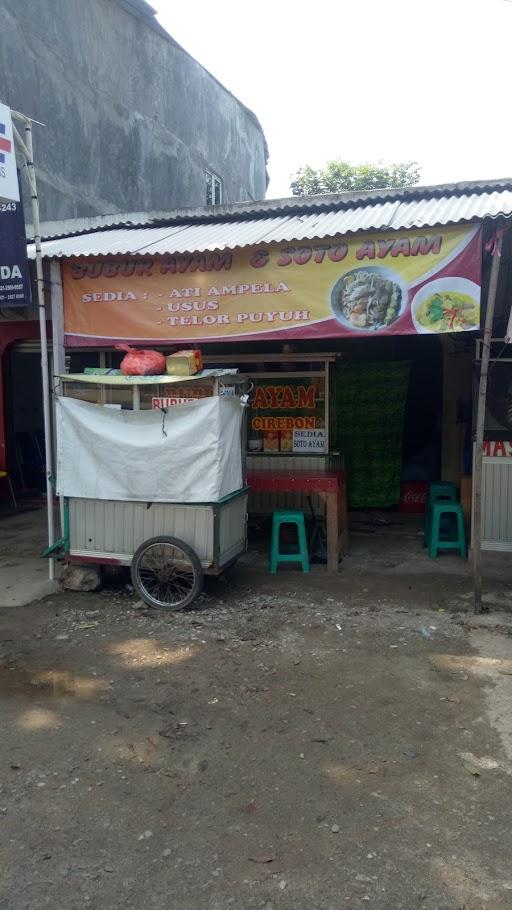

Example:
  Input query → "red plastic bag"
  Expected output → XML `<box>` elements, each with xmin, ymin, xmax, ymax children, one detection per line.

<box><xmin>115</xmin><ymin>345</ymin><xmax>166</xmax><ymax>377</ymax></box>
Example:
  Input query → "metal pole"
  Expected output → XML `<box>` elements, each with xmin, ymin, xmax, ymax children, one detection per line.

<box><xmin>472</xmin><ymin>229</ymin><xmax>504</xmax><ymax>614</ymax></box>
<box><xmin>50</xmin><ymin>260</ymin><xmax>66</xmax><ymax>541</ymax></box>
<box><xmin>12</xmin><ymin>111</ymin><xmax>55</xmax><ymax>580</ymax></box>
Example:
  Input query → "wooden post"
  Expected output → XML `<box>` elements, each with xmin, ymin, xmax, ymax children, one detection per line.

<box><xmin>325</xmin><ymin>490</ymin><xmax>339</xmax><ymax>572</ymax></box>
<box><xmin>132</xmin><ymin>384</ymin><xmax>141</xmax><ymax>411</ymax></box>
<box><xmin>472</xmin><ymin>229</ymin><xmax>504</xmax><ymax>614</ymax></box>
<box><xmin>50</xmin><ymin>260</ymin><xmax>66</xmax><ymax>376</ymax></box>
<box><xmin>50</xmin><ymin>260</ymin><xmax>66</xmax><ymax>544</ymax></box>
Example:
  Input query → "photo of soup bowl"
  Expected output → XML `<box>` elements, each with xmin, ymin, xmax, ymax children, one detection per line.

<box><xmin>411</xmin><ymin>277</ymin><xmax>480</xmax><ymax>334</ymax></box>
<box><xmin>330</xmin><ymin>266</ymin><xmax>408</xmax><ymax>332</ymax></box>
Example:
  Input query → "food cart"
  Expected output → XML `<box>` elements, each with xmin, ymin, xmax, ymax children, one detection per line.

<box><xmin>47</xmin><ymin>370</ymin><xmax>249</xmax><ymax>609</ymax></box>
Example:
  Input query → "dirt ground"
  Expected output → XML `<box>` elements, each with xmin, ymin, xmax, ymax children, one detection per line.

<box><xmin>2</xmin><ymin>556</ymin><xmax>512</xmax><ymax>910</ymax></box>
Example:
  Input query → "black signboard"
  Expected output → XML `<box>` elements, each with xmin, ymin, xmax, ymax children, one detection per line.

<box><xmin>0</xmin><ymin>172</ymin><xmax>31</xmax><ymax>307</ymax></box>
<box><xmin>473</xmin><ymin>363</ymin><xmax>512</xmax><ymax>440</ymax></box>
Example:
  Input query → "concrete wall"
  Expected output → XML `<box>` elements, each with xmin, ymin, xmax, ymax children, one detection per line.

<box><xmin>0</xmin><ymin>0</ymin><xmax>268</xmax><ymax>221</ymax></box>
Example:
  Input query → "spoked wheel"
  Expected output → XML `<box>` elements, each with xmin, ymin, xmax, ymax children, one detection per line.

<box><xmin>131</xmin><ymin>536</ymin><xmax>203</xmax><ymax>610</ymax></box>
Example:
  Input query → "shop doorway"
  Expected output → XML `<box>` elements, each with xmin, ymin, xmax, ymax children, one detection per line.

<box><xmin>202</xmin><ymin>339</ymin><xmax>447</xmax><ymax>567</ymax></box>
<box><xmin>4</xmin><ymin>343</ymin><xmax>47</xmax><ymax>493</ymax></box>
<box><xmin>332</xmin><ymin>335</ymin><xmax>443</xmax><ymax>510</ymax></box>
<box><xmin>3</xmin><ymin>345</ymin><xmax>103</xmax><ymax>495</ymax></box>
<box><xmin>338</xmin><ymin>335</ymin><xmax>445</xmax><ymax>561</ymax></box>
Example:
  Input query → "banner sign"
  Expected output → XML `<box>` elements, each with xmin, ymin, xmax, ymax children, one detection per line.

<box><xmin>0</xmin><ymin>172</ymin><xmax>31</xmax><ymax>307</ymax></box>
<box><xmin>248</xmin><ymin>377</ymin><xmax>326</xmax><ymax>453</ymax></box>
<box><xmin>62</xmin><ymin>224</ymin><xmax>482</xmax><ymax>346</ymax></box>
<box><xmin>0</xmin><ymin>103</ymin><xmax>20</xmax><ymax>204</ymax></box>
<box><xmin>483</xmin><ymin>441</ymin><xmax>512</xmax><ymax>457</ymax></box>
<box><xmin>152</xmin><ymin>396</ymin><xmax>196</xmax><ymax>408</ymax></box>
<box><xmin>293</xmin><ymin>428</ymin><xmax>326</xmax><ymax>453</ymax></box>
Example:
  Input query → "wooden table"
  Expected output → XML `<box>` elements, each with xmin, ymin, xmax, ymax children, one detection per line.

<box><xmin>247</xmin><ymin>469</ymin><xmax>348</xmax><ymax>572</ymax></box>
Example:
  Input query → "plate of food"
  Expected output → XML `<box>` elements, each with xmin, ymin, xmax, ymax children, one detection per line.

<box><xmin>330</xmin><ymin>266</ymin><xmax>406</xmax><ymax>332</ymax></box>
<box><xmin>411</xmin><ymin>277</ymin><xmax>480</xmax><ymax>334</ymax></box>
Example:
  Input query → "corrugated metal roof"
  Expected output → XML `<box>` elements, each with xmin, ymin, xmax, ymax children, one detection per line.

<box><xmin>28</xmin><ymin>180</ymin><xmax>512</xmax><ymax>260</ymax></box>
<box><xmin>31</xmin><ymin>177</ymin><xmax>512</xmax><ymax>240</ymax></box>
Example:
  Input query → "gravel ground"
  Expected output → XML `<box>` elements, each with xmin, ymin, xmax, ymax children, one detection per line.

<box><xmin>1</xmin><ymin>573</ymin><xmax>512</xmax><ymax>910</ymax></box>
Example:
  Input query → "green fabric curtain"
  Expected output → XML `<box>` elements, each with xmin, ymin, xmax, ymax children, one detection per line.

<box><xmin>334</xmin><ymin>361</ymin><xmax>410</xmax><ymax>508</ymax></box>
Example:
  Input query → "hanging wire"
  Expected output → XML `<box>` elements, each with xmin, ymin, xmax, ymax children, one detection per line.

<box><xmin>160</xmin><ymin>406</ymin><xmax>168</xmax><ymax>437</ymax></box>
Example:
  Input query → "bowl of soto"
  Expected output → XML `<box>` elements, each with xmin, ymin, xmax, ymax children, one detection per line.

<box><xmin>411</xmin><ymin>277</ymin><xmax>480</xmax><ymax>334</ymax></box>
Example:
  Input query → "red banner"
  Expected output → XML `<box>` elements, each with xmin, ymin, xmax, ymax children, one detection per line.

<box><xmin>62</xmin><ymin>225</ymin><xmax>483</xmax><ymax>346</ymax></box>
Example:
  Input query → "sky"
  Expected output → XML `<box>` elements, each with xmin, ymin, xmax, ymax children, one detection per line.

<box><xmin>154</xmin><ymin>0</ymin><xmax>512</xmax><ymax>199</ymax></box>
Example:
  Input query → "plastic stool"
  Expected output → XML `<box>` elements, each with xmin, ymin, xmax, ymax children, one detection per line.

<box><xmin>270</xmin><ymin>510</ymin><xmax>310</xmax><ymax>573</ymax></box>
<box><xmin>428</xmin><ymin>502</ymin><xmax>467</xmax><ymax>559</ymax></box>
<box><xmin>424</xmin><ymin>481</ymin><xmax>459</xmax><ymax>545</ymax></box>
<box><xmin>428</xmin><ymin>481</ymin><xmax>459</xmax><ymax>507</ymax></box>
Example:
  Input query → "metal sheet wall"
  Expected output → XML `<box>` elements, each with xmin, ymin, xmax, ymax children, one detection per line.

<box><xmin>218</xmin><ymin>493</ymin><xmax>248</xmax><ymax>566</ymax></box>
<box><xmin>479</xmin><ymin>457</ymin><xmax>512</xmax><ymax>551</ymax></box>
<box><xmin>69</xmin><ymin>498</ymin><xmax>215</xmax><ymax>564</ymax></box>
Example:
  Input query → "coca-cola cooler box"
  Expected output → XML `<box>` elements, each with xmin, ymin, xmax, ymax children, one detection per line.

<box><xmin>399</xmin><ymin>482</ymin><xmax>428</xmax><ymax>514</ymax></box>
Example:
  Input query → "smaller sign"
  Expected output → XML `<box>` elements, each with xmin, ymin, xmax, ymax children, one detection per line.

<box><xmin>152</xmin><ymin>396</ymin><xmax>196</xmax><ymax>408</ymax></box>
<box><xmin>292</xmin><ymin>428</ymin><xmax>326</xmax><ymax>452</ymax></box>
<box><xmin>0</xmin><ymin>103</ymin><xmax>19</xmax><ymax>203</ymax></box>
<box><xmin>483</xmin><ymin>440</ymin><xmax>512</xmax><ymax>457</ymax></box>
<box><xmin>0</xmin><ymin>172</ymin><xmax>31</xmax><ymax>307</ymax></box>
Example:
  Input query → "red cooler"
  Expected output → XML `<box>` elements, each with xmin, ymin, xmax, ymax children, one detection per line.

<box><xmin>399</xmin><ymin>482</ymin><xmax>428</xmax><ymax>514</ymax></box>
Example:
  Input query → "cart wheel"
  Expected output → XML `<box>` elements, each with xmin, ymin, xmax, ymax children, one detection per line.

<box><xmin>131</xmin><ymin>536</ymin><xmax>203</xmax><ymax>611</ymax></box>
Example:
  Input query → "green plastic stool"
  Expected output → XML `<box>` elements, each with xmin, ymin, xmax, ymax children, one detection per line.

<box><xmin>428</xmin><ymin>481</ymin><xmax>459</xmax><ymax>507</ymax></box>
<box><xmin>424</xmin><ymin>482</ymin><xmax>459</xmax><ymax>545</ymax></box>
<box><xmin>428</xmin><ymin>502</ymin><xmax>467</xmax><ymax>559</ymax></box>
<box><xmin>270</xmin><ymin>510</ymin><xmax>310</xmax><ymax>574</ymax></box>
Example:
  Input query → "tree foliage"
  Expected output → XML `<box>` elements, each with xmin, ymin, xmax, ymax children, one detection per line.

<box><xmin>290</xmin><ymin>160</ymin><xmax>421</xmax><ymax>196</ymax></box>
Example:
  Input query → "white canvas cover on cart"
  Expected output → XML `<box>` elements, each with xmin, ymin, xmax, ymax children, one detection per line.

<box><xmin>56</xmin><ymin>396</ymin><xmax>243</xmax><ymax>503</ymax></box>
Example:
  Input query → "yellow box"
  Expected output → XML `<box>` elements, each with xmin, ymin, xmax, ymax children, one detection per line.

<box><xmin>166</xmin><ymin>350</ymin><xmax>203</xmax><ymax>376</ymax></box>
